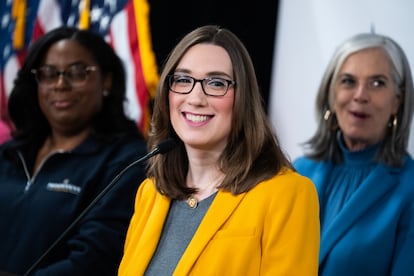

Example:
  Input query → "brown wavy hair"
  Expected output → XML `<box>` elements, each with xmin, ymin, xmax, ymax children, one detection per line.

<box><xmin>146</xmin><ymin>25</ymin><xmax>292</xmax><ymax>200</ymax></box>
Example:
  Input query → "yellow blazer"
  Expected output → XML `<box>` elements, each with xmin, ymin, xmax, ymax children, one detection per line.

<box><xmin>119</xmin><ymin>169</ymin><xmax>319</xmax><ymax>275</ymax></box>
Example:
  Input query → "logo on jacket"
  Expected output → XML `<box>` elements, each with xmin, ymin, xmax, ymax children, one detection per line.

<box><xmin>46</xmin><ymin>178</ymin><xmax>81</xmax><ymax>194</ymax></box>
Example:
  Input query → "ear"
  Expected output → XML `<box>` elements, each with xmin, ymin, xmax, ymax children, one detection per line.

<box><xmin>392</xmin><ymin>91</ymin><xmax>402</xmax><ymax>114</ymax></box>
<box><xmin>103</xmin><ymin>73</ymin><xmax>113</xmax><ymax>94</ymax></box>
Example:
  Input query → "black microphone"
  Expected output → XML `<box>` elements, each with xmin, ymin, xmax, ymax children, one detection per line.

<box><xmin>24</xmin><ymin>138</ymin><xmax>177</xmax><ymax>275</ymax></box>
<box><xmin>145</xmin><ymin>137</ymin><xmax>177</xmax><ymax>157</ymax></box>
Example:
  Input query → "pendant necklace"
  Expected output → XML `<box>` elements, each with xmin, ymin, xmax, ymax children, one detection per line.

<box><xmin>187</xmin><ymin>196</ymin><xmax>198</xmax><ymax>209</ymax></box>
<box><xmin>186</xmin><ymin>175</ymin><xmax>223</xmax><ymax>209</ymax></box>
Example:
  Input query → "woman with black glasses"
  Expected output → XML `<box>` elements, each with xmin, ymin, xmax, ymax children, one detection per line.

<box><xmin>118</xmin><ymin>25</ymin><xmax>320</xmax><ymax>275</ymax></box>
<box><xmin>0</xmin><ymin>26</ymin><xmax>147</xmax><ymax>275</ymax></box>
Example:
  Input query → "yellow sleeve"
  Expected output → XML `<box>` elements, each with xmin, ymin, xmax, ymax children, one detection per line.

<box><xmin>261</xmin><ymin>172</ymin><xmax>320</xmax><ymax>275</ymax></box>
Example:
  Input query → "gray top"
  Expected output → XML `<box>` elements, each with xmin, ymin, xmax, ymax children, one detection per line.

<box><xmin>145</xmin><ymin>192</ymin><xmax>217</xmax><ymax>275</ymax></box>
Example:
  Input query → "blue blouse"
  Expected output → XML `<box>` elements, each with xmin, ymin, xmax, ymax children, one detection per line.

<box><xmin>320</xmin><ymin>140</ymin><xmax>377</xmax><ymax>231</ymax></box>
<box><xmin>294</xmin><ymin>138</ymin><xmax>414</xmax><ymax>276</ymax></box>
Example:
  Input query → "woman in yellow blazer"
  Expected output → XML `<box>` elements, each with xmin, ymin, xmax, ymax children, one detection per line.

<box><xmin>118</xmin><ymin>25</ymin><xmax>320</xmax><ymax>275</ymax></box>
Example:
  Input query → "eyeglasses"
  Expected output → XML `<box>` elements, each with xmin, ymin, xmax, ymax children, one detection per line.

<box><xmin>31</xmin><ymin>64</ymin><xmax>97</xmax><ymax>87</ymax></box>
<box><xmin>168</xmin><ymin>74</ymin><xmax>236</xmax><ymax>97</ymax></box>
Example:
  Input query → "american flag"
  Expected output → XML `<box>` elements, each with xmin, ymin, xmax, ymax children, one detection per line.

<box><xmin>0</xmin><ymin>0</ymin><xmax>158</xmax><ymax>135</ymax></box>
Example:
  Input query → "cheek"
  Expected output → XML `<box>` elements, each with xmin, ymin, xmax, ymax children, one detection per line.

<box><xmin>168</xmin><ymin>92</ymin><xmax>179</xmax><ymax>113</ymax></box>
<box><xmin>90</xmin><ymin>94</ymin><xmax>104</xmax><ymax>114</ymax></box>
<box><xmin>216</xmin><ymin>97</ymin><xmax>234</xmax><ymax>132</ymax></box>
<box><xmin>215</xmin><ymin>93</ymin><xmax>234</xmax><ymax>112</ymax></box>
<box><xmin>333</xmin><ymin>90</ymin><xmax>349</xmax><ymax>108</ymax></box>
<box><xmin>168</xmin><ymin>92</ymin><xmax>178</xmax><ymax>108</ymax></box>
<box><xmin>372</xmin><ymin>94</ymin><xmax>399</xmax><ymax>114</ymax></box>
<box><xmin>216</xmin><ymin>99</ymin><xmax>233</xmax><ymax>115</ymax></box>
<box><xmin>168</xmin><ymin>93</ymin><xmax>182</xmax><ymax>124</ymax></box>
<box><xmin>37</xmin><ymin>90</ymin><xmax>49</xmax><ymax>113</ymax></box>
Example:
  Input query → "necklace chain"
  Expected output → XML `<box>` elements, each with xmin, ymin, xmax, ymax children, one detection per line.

<box><xmin>186</xmin><ymin>174</ymin><xmax>223</xmax><ymax>209</ymax></box>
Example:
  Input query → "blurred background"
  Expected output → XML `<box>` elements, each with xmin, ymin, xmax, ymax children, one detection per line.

<box><xmin>1</xmin><ymin>0</ymin><xmax>413</xmax><ymax>159</ymax></box>
<box><xmin>0</xmin><ymin>0</ymin><xmax>278</xmax><ymax>135</ymax></box>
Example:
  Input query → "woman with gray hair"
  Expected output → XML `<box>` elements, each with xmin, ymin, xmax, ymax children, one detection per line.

<box><xmin>294</xmin><ymin>33</ymin><xmax>414</xmax><ymax>275</ymax></box>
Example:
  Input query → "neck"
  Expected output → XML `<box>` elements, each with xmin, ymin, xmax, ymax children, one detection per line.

<box><xmin>186</xmin><ymin>170</ymin><xmax>224</xmax><ymax>201</ymax></box>
<box><xmin>47</xmin><ymin>129</ymin><xmax>90</xmax><ymax>151</ymax></box>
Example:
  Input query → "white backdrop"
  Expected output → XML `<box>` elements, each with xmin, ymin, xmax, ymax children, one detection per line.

<box><xmin>269</xmin><ymin>0</ymin><xmax>414</xmax><ymax>161</ymax></box>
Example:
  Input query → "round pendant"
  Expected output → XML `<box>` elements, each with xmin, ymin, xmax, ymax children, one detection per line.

<box><xmin>187</xmin><ymin>197</ymin><xmax>198</xmax><ymax>209</ymax></box>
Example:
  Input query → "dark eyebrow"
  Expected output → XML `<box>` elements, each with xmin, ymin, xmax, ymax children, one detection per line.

<box><xmin>206</xmin><ymin>71</ymin><xmax>233</xmax><ymax>79</ymax></box>
<box><xmin>173</xmin><ymin>68</ymin><xmax>190</xmax><ymax>75</ymax></box>
<box><xmin>174</xmin><ymin>68</ymin><xmax>233</xmax><ymax>79</ymax></box>
<box><xmin>369</xmin><ymin>74</ymin><xmax>389</xmax><ymax>80</ymax></box>
<box><xmin>338</xmin><ymin>72</ymin><xmax>389</xmax><ymax>80</ymax></box>
<box><xmin>337</xmin><ymin>73</ymin><xmax>355</xmax><ymax>78</ymax></box>
<box><xmin>40</xmin><ymin>61</ymin><xmax>88</xmax><ymax>68</ymax></box>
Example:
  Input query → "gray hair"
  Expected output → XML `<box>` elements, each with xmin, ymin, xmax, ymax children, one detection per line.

<box><xmin>304</xmin><ymin>33</ymin><xmax>414</xmax><ymax>166</ymax></box>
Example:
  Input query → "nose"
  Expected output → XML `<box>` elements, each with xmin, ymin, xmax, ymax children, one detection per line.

<box><xmin>353</xmin><ymin>84</ymin><xmax>369</xmax><ymax>103</ymax></box>
<box><xmin>193</xmin><ymin>81</ymin><xmax>205</xmax><ymax>94</ymax></box>
<box><xmin>54</xmin><ymin>73</ymin><xmax>70</xmax><ymax>88</ymax></box>
<box><xmin>187</xmin><ymin>81</ymin><xmax>207</xmax><ymax>105</ymax></box>
<box><xmin>188</xmin><ymin>80</ymin><xmax>207</xmax><ymax>97</ymax></box>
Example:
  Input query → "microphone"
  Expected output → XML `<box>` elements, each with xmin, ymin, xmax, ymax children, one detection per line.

<box><xmin>24</xmin><ymin>138</ymin><xmax>177</xmax><ymax>275</ymax></box>
<box><xmin>145</xmin><ymin>137</ymin><xmax>177</xmax><ymax>157</ymax></box>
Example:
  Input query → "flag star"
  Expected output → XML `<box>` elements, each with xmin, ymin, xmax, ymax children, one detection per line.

<box><xmin>67</xmin><ymin>14</ymin><xmax>76</xmax><ymax>26</ymax></box>
<box><xmin>104</xmin><ymin>0</ymin><xmax>117</xmax><ymax>13</ymax></box>
<box><xmin>3</xmin><ymin>44</ymin><xmax>11</xmax><ymax>60</ymax></box>
<box><xmin>1</xmin><ymin>13</ymin><xmax>10</xmax><ymax>28</ymax></box>
<box><xmin>99</xmin><ymin>14</ymin><xmax>110</xmax><ymax>31</ymax></box>
<box><xmin>90</xmin><ymin>6</ymin><xmax>103</xmax><ymax>23</ymax></box>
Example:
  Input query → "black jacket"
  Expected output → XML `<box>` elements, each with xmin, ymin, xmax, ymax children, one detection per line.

<box><xmin>0</xmin><ymin>135</ymin><xmax>147</xmax><ymax>275</ymax></box>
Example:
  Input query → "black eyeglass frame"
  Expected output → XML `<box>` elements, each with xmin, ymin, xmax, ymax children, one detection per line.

<box><xmin>167</xmin><ymin>74</ymin><xmax>236</xmax><ymax>97</ymax></box>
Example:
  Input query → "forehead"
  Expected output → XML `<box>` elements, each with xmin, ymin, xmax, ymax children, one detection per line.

<box><xmin>339</xmin><ymin>48</ymin><xmax>393</xmax><ymax>76</ymax></box>
<box><xmin>42</xmin><ymin>39</ymin><xmax>95</xmax><ymax>66</ymax></box>
<box><xmin>177</xmin><ymin>43</ymin><xmax>233</xmax><ymax>76</ymax></box>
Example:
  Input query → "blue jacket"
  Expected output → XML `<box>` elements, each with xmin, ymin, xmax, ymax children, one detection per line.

<box><xmin>294</xmin><ymin>155</ymin><xmax>414</xmax><ymax>276</ymax></box>
<box><xmin>0</xmin><ymin>135</ymin><xmax>147</xmax><ymax>275</ymax></box>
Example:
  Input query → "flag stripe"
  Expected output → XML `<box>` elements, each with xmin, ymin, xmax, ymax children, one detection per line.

<box><xmin>110</xmin><ymin>6</ymin><xmax>142</xmax><ymax>124</ymax></box>
<box><xmin>133</xmin><ymin>0</ymin><xmax>159</xmax><ymax>99</ymax></box>
<box><xmin>127</xmin><ymin>1</ymin><xmax>148</xmax><ymax>130</ymax></box>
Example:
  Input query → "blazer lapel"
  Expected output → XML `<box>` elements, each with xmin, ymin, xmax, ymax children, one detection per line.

<box><xmin>174</xmin><ymin>191</ymin><xmax>245</xmax><ymax>274</ymax></box>
<box><xmin>319</xmin><ymin>164</ymin><xmax>400</xmax><ymax>263</ymax></box>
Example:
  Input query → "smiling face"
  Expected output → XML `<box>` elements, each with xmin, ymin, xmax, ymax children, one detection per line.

<box><xmin>332</xmin><ymin>48</ymin><xmax>401</xmax><ymax>151</ymax></box>
<box><xmin>37</xmin><ymin>39</ymin><xmax>111</xmax><ymax>135</ymax></box>
<box><xmin>168</xmin><ymin>43</ymin><xmax>235</xmax><ymax>152</ymax></box>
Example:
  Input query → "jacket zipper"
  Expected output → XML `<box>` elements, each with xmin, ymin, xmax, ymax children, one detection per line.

<box><xmin>17</xmin><ymin>150</ymin><xmax>67</xmax><ymax>192</ymax></box>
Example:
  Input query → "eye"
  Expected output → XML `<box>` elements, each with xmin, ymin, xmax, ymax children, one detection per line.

<box><xmin>66</xmin><ymin>64</ymin><xmax>88</xmax><ymax>80</ymax></box>
<box><xmin>206</xmin><ymin>78</ymin><xmax>227</xmax><ymax>89</ymax></box>
<box><xmin>339</xmin><ymin>77</ymin><xmax>356</xmax><ymax>87</ymax></box>
<box><xmin>173</xmin><ymin>75</ymin><xmax>193</xmax><ymax>85</ymax></box>
<box><xmin>370</xmin><ymin>79</ymin><xmax>386</xmax><ymax>88</ymax></box>
<box><xmin>38</xmin><ymin>66</ymin><xmax>58</xmax><ymax>79</ymax></box>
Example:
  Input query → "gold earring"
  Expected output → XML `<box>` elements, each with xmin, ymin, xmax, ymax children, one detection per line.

<box><xmin>392</xmin><ymin>115</ymin><xmax>398</xmax><ymax>128</ymax></box>
<box><xmin>324</xmin><ymin>109</ymin><xmax>331</xmax><ymax>121</ymax></box>
<box><xmin>392</xmin><ymin>114</ymin><xmax>398</xmax><ymax>135</ymax></box>
<box><xmin>390</xmin><ymin>114</ymin><xmax>398</xmax><ymax>142</ymax></box>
